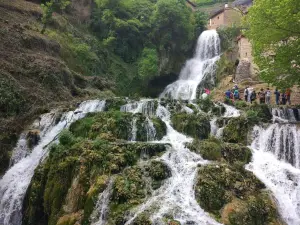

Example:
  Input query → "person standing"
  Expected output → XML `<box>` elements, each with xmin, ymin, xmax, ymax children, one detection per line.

<box><xmin>234</xmin><ymin>88</ymin><xmax>239</xmax><ymax>100</ymax></box>
<box><xmin>244</xmin><ymin>87</ymin><xmax>249</xmax><ymax>102</ymax></box>
<box><xmin>265</xmin><ymin>88</ymin><xmax>271</xmax><ymax>104</ymax></box>
<box><xmin>281</xmin><ymin>92</ymin><xmax>286</xmax><ymax>105</ymax></box>
<box><xmin>250</xmin><ymin>90</ymin><xmax>257</xmax><ymax>104</ymax></box>
<box><xmin>258</xmin><ymin>88</ymin><xmax>265</xmax><ymax>104</ymax></box>
<box><xmin>274</xmin><ymin>89</ymin><xmax>280</xmax><ymax>105</ymax></box>
<box><xmin>286</xmin><ymin>88</ymin><xmax>291</xmax><ymax>105</ymax></box>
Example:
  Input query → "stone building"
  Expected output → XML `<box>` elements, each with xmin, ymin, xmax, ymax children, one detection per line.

<box><xmin>206</xmin><ymin>0</ymin><xmax>255</xmax><ymax>82</ymax></box>
<box><xmin>207</xmin><ymin>5</ymin><xmax>242</xmax><ymax>30</ymax></box>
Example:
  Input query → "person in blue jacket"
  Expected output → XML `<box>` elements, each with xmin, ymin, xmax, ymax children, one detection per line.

<box><xmin>274</xmin><ymin>89</ymin><xmax>280</xmax><ymax>105</ymax></box>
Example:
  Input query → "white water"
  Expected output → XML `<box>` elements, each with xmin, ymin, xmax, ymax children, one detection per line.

<box><xmin>90</xmin><ymin>178</ymin><xmax>115</xmax><ymax>225</ymax></box>
<box><xmin>248</xmin><ymin>125</ymin><xmax>300</xmax><ymax>225</ymax></box>
<box><xmin>222</xmin><ymin>103</ymin><xmax>240</xmax><ymax>118</ymax></box>
<box><xmin>121</xmin><ymin>99</ymin><xmax>158</xmax><ymax>142</ymax></box>
<box><xmin>160</xmin><ymin>30</ymin><xmax>220</xmax><ymax>100</ymax></box>
<box><xmin>0</xmin><ymin>100</ymin><xmax>106</xmax><ymax>225</ymax></box>
<box><xmin>125</xmin><ymin>104</ymin><xmax>220</xmax><ymax>225</ymax></box>
<box><xmin>9</xmin><ymin>111</ymin><xmax>59</xmax><ymax>167</ymax></box>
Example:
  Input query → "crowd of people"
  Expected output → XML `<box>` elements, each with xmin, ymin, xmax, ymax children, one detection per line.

<box><xmin>224</xmin><ymin>85</ymin><xmax>292</xmax><ymax>105</ymax></box>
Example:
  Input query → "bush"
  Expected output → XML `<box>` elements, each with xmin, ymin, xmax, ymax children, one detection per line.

<box><xmin>59</xmin><ymin>130</ymin><xmax>74</xmax><ymax>146</ymax></box>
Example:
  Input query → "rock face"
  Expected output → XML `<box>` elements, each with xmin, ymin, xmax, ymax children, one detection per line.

<box><xmin>235</xmin><ymin>59</ymin><xmax>251</xmax><ymax>83</ymax></box>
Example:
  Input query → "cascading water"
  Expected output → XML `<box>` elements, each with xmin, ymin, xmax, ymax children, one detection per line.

<box><xmin>125</xmin><ymin>104</ymin><xmax>221</xmax><ymax>225</ymax></box>
<box><xmin>0</xmin><ymin>29</ymin><xmax>223</xmax><ymax>225</ymax></box>
<box><xmin>247</xmin><ymin>108</ymin><xmax>300</xmax><ymax>225</ymax></box>
<box><xmin>160</xmin><ymin>30</ymin><xmax>220</xmax><ymax>100</ymax></box>
<box><xmin>121</xmin><ymin>99</ymin><xmax>158</xmax><ymax>142</ymax></box>
<box><xmin>0</xmin><ymin>100</ymin><xmax>106</xmax><ymax>225</ymax></box>
<box><xmin>90</xmin><ymin>178</ymin><xmax>115</xmax><ymax>225</ymax></box>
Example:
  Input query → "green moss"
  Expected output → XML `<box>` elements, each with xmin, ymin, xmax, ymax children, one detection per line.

<box><xmin>221</xmin><ymin>143</ymin><xmax>252</xmax><ymax>165</ymax></box>
<box><xmin>195</xmin><ymin>163</ymin><xmax>265</xmax><ymax>216</ymax></box>
<box><xmin>149</xmin><ymin>161</ymin><xmax>171</xmax><ymax>189</ymax></box>
<box><xmin>23</xmin><ymin>134</ymin><xmax>167</xmax><ymax>225</ymax></box>
<box><xmin>105</xmin><ymin>98</ymin><xmax>127</xmax><ymax>111</ymax></box>
<box><xmin>23</xmin><ymin>164</ymin><xmax>49</xmax><ymax>225</ymax></box>
<box><xmin>226</xmin><ymin>193</ymin><xmax>280</xmax><ymax>225</ymax></box>
<box><xmin>151</xmin><ymin>117</ymin><xmax>167</xmax><ymax>140</ymax></box>
<box><xmin>171</xmin><ymin>113</ymin><xmax>210</xmax><ymax>140</ymax></box>
<box><xmin>195</xmin><ymin>97</ymin><xmax>215</xmax><ymax>113</ymax></box>
<box><xmin>222</xmin><ymin>117</ymin><xmax>249</xmax><ymax>145</ymax></box>
<box><xmin>248</xmin><ymin>104</ymin><xmax>272</xmax><ymax>122</ymax></box>
<box><xmin>132</xmin><ymin>212</ymin><xmax>152</xmax><ymax>225</ymax></box>
<box><xmin>188</xmin><ymin>139</ymin><xmax>222</xmax><ymax>161</ymax></box>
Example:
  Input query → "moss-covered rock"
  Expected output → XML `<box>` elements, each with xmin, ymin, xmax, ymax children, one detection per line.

<box><xmin>188</xmin><ymin>139</ymin><xmax>222</xmax><ymax>161</ymax></box>
<box><xmin>195</xmin><ymin>163</ymin><xmax>265</xmax><ymax>214</ymax></box>
<box><xmin>222</xmin><ymin>116</ymin><xmax>249</xmax><ymax>145</ymax></box>
<box><xmin>222</xmin><ymin>194</ymin><xmax>281</xmax><ymax>225</ymax></box>
<box><xmin>105</xmin><ymin>98</ymin><xmax>127</xmax><ymax>111</ymax></box>
<box><xmin>151</xmin><ymin>117</ymin><xmax>167</xmax><ymax>140</ymax></box>
<box><xmin>23</xmin><ymin>132</ymin><xmax>167</xmax><ymax>225</ymax></box>
<box><xmin>221</xmin><ymin>143</ymin><xmax>252</xmax><ymax>165</ymax></box>
<box><xmin>149</xmin><ymin>161</ymin><xmax>171</xmax><ymax>189</ymax></box>
<box><xmin>171</xmin><ymin>113</ymin><xmax>210</xmax><ymax>140</ymax></box>
<box><xmin>248</xmin><ymin>104</ymin><xmax>272</xmax><ymax>122</ymax></box>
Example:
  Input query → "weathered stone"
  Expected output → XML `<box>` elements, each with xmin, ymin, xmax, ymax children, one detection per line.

<box><xmin>235</xmin><ymin>59</ymin><xmax>251</xmax><ymax>83</ymax></box>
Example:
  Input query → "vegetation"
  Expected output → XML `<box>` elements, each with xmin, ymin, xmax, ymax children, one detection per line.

<box><xmin>245</xmin><ymin>0</ymin><xmax>300</xmax><ymax>88</ymax></box>
<box><xmin>171</xmin><ymin>112</ymin><xmax>211</xmax><ymax>140</ymax></box>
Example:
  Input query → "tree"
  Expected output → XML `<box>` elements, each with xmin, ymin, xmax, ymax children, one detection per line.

<box><xmin>244</xmin><ymin>0</ymin><xmax>300</xmax><ymax>87</ymax></box>
<box><xmin>151</xmin><ymin>0</ymin><xmax>194</xmax><ymax>54</ymax></box>
<box><xmin>41</xmin><ymin>0</ymin><xmax>70</xmax><ymax>33</ymax></box>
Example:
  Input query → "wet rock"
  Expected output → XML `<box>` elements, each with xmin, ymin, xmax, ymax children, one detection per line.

<box><xmin>26</xmin><ymin>129</ymin><xmax>40</xmax><ymax>148</ymax></box>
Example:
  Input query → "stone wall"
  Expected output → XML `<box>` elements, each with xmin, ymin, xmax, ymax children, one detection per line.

<box><xmin>235</xmin><ymin>59</ymin><xmax>251</xmax><ymax>83</ymax></box>
<box><xmin>238</xmin><ymin>37</ymin><xmax>253</xmax><ymax>62</ymax></box>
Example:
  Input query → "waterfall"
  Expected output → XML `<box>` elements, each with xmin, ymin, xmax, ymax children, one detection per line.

<box><xmin>121</xmin><ymin>99</ymin><xmax>158</xmax><ymax>141</ymax></box>
<box><xmin>90</xmin><ymin>178</ymin><xmax>114</xmax><ymax>225</ymax></box>
<box><xmin>0</xmin><ymin>100</ymin><xmax>106</xmax><ymax>225</ymax></box>
<box><xmin>9</xmin><ymin>111</ymin><xmax>59</xmax><ymax>167</ymax></box>
<box><xmin>271</xmin><ymin>107</ymin><xmax>300</xmax><ymax>123</ymax></box>
<box><xmin>131</xmin><ymin>117</ymin><xmax>138</xmax><ymax>142</ymax></box>
<box><xmin>121</xmin><ymin>99</ymin><xmax>156</xmax><ymax>117</ymax></box>
<box><xmin>222</xmin><ymin>103</ymin><xmax>240</xmax><ymax>118</ymax></box>
<box><xmin>247</xmin><ymin>107</ymin><xmax>300</xmax><ymax>225</ymax></box>
<box><xmin>160</xmin><ymin>30</ymin><xmax>220</xmax><ymax>100</ymax></box>
<box><xmin>124</xmin><ymin>104</ymin><xmax>220</xmax><ymax>225</ymax></box>
<box><xmin>144</xmin><ymin>117</ymin><xmax>156</xmax><ymax>142</ymax></box>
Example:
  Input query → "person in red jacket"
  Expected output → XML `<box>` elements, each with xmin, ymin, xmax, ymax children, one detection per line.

<box><xmin>286</xmin><ymin>88</ymin><xmax>292</xmax><ymax>105</ymax></box>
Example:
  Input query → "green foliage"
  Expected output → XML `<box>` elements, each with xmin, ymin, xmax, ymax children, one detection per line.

<box><xmin>149</xmin><ymin>161</ymin><xmax>171</xmax><ymax>189</ymax></box>
<box><xmin>194</xmin><ymin>11</ymin><xmax>209</xmax><ymax>37</ymax></box>
<box><xmin>221</xmin><ymin>143</ymin><xmax>252</xmax><ymax>165</ymax></box>
<box><xmin>138</xmin><ymin>48</ymin><xmax>159</xmax><ymax>79</ymax></box>
<box><xmin>41</xmin><ymin>0</ymin><xmax>70</xmax><ymax>33</ymax></box>
<box><xmin>152</xmin><ymin>0</ymin><xmax>194</xmax><ymax>54</ymax></box>
<box><xmin>227</xmin><ymin>194</ymin><xmax>278</xmax><ymax>225</ymax></box>
<box><xmin>222</xmin><ymin>116</ymin><xmax>249</xmax><ymax>145</ymax></box>
<box><xmin>217</xmin><ymin>25</ymin><xmax>241</xmax><ymax>52</ymax></box>
<box><xmin>195</xmin><ymin>163</ymin><xmax>265</xmax><ymax>215</ymax></box>
<box><xmin>171</xmin><ymin>112</ymin><xmax>211</xmax><ymax>140</ymax></box>
<box><xmin>0</xmin><ymin>78</ymin><xmax>25</xmax><ymax>117</ymax></box>
<box><xmin>59</xmin><ymin>130</ymin><xmax>75</xmax><ymax>146</ymax></box>
<box><xmin>188</xmin><ymin>139</ymin><xmax>222</xmax><ymax>161</ymax></box>
<box><xmin>246</xmin><ymin>110</ymin><xmax>259</xmax><ymax>125</ymax></box>
<box><xmin>245</xmin><ymin>0</ymin><xmax>300</xmax><ymax>88</ymax></box>
<box><xmin>235</xmin><ymin>100</ymin><xmax>248</xmax><ymax>109</ymax></box>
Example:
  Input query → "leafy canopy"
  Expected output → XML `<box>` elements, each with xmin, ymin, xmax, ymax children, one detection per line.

<box><xmin>245</xmin><ymin>0</ymin><xmax>300</xmax><ymax>87</ymax></box>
